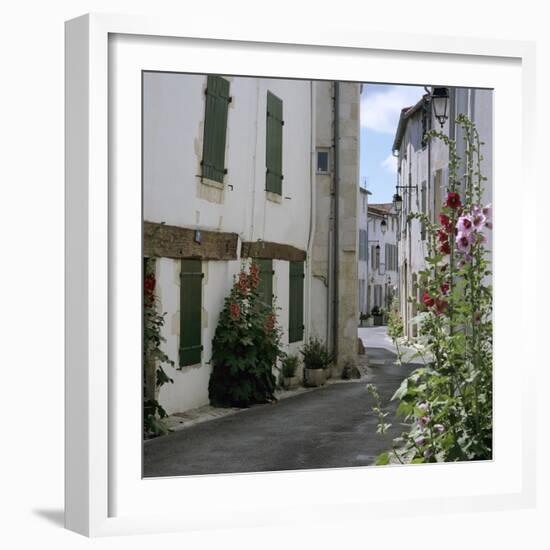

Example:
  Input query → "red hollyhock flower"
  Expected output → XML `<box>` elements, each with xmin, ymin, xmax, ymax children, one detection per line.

<box><xmin>265</xmin><ymin>314</ymin><xmax>275</xmax><ymax>332</ymax></box>
<box><xmin>439</xmin><ymin>241</ymin><xmax>451</xmax><ymax>255</ymax></box>
<box><xmin>238</xmin><ymin>271</ymin><xmax>248</xmax><ymax>294</ymax></box>
<box><xmin>436</xmin><ymin>229</ymin><xmax>448</xmax><ymax>243</ymax></box>
<box><xmin>434</xmin><ymin>299</ymin><xmax>449</xmax><ymax>315</ymax></box>
<box><xmin>249</xmin><ymin>263</ymin><xmax>260</xmax><ymax>289</ymax></box>
<box><xmin>422</xmin><ymin>292</ymin><xmax>435</xmax><ymax>308</ymax></box>
<box><xmin>439</xmin><ymin>213</ymin><xmax>450</xmax><ymax>228</ymax></box>
<box><xmin>440</xmin><ymin>282</ymin><xmax>450</xmax><ymax>295</ymax></box>
<box><xmin>444</xmin><ymin>192</ymin><xmax>462</xmax><ymax>209</ymax></box>
<box><xmin>230</xmin><ymin>302</ymin><xmax>240</xmax><ymax>320</ymax></box>
<box><xmin>144</xmin><ymin>273</ymin><xmax>156</xmax><ymax>292</ymax></box>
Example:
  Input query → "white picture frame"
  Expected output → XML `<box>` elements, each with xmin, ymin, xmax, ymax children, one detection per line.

<box><xmin>65</xmin><ymin>13</ymin><xmax>537</xmax><ymax>537</ymax></box>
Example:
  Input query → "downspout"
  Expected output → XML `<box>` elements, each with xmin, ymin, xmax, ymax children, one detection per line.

<box><xmin>306</xmin><ymin>81</ymin><xmax>315</xmax><ymax>341</ymax></box>
<box><xmin>332</xmin><ymin>81</ymin><xmax>340</xmax><ymax>360</ymax></box>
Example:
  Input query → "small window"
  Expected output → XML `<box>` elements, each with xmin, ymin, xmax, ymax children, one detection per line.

<box><xmin>316</xmin><ymin>149</ymin><xmax>330</xmax><ymax>174</ymax></box>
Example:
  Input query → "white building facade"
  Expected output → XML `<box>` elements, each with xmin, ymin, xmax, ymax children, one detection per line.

<box><xmin>358</xmin><ymin>187</ymin><xmax>370</xmax><ymax>316</ymax></box>
<box><xmin>393</xmin><ymin>87</ymin><xmax>493</xmax><ymax>337</ymax></box>
<box><xmin>143</xmin><ymin>73</ymin><xmax>360</xmax><ymax>414</ymax></box>
<box><xmin>366</xmin><ymin>203</ymin><xmax>399</xmax><ymax>315</ymax></box>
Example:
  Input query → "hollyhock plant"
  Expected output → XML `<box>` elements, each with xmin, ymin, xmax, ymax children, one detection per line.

<box><xmin>370</xmin><ymin>115</ymin><xmax>492</xmax><ymax>466</ymax></box>
<box><xmin>209</xmin><ymin>262</ymin><xmax>284</xmax><ymax>408</ymax></box>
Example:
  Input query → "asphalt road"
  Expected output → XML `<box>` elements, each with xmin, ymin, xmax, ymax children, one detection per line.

<box><xmin>143</xmin><ymin>346</ymin><xmax>416</xmax><ymax>477</ymax></box>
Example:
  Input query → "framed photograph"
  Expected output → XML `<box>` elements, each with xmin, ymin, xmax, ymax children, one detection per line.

<box><xmin>65</xmin><ymin>13</ymin><xmax>536</xmax><ymax>536</ymax></box>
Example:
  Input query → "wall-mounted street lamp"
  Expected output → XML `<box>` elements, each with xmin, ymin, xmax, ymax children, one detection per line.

<box><xmin>424</xmin><ymin>86</ymin><xmax>450</xmax><ymax>128</ymax></box>
<box><xmin>392</xmin><ymin>192</ymin><xmax>402</xmax><ymax>213</ymax></box>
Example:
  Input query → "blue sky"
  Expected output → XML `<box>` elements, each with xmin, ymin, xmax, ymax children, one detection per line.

<box><xmin>360</xmin><ymin>84</ymin><xmax>425</xmax><ymax>204</ymax></box>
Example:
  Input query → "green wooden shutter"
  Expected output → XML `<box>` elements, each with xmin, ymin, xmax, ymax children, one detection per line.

<box><xmin>255</xmin><ymin>259</ymin><xmax>273</xmax><ymax>306</ymax></box>
<box><xmin>266</xmin><ymin>91</ymin><xmax>283</xmax><ymax>194</ymax></box>
<box><xmin>179</xmin><ymin>259</ymin><xmax>203</xmax><ymax>367</ymax></box>
<box><xmin>202</xmin><ymin>75</ymin><xmax>230</xmax><ymax>183</ymax></box>
<box><xmin>288</xmin><ymin>261</ymin><xmax>304</xmax><ymax>343</ymax></box>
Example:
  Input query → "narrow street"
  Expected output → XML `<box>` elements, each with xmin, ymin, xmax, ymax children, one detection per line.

<box><xmin>144</xmin><ymin>327</ymin><xmax>418</xmax><ymax>477</ymax></box>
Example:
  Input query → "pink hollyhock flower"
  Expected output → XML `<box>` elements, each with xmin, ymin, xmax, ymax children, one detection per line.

<box><xmin>418</xmin><ymin>416</ymin><xmax>430</xmax><ymax>427</ymax></box>
<box><xmin>434</xmin><ymin>424</ymin><xmax>445</xmax><ymax>433</ymax></box>
<box><xmin>424</xmin><ymin>449</ymin><xmax>433</xmax><ymax>459</ymax></box>
<box><xmin>444</xmin><ymin>192</ymin><xmax>462</xmax><ymax>209</ymax></box>
<box><xmin>415</xmin><ymin>436</ymin><xmax>426</xmax><ymax>446</ymax></box>
<box><xmin>471</xmin><ymin>211</ymin><xmax>486</xmax><ymax>231</ymax></box>
<box><xmin>456</xmin><ymin>215</ymin><xmax>474</xmax><ymax>234</ymax></box>
<box><xmin>456</xmin><ymin>232</ymin><xmax>474</xmax><ymax>254</ymax></box>
<box><xmin>482</xmin><ymin>203</ymin><xmax>492</xmax><ymax>221</ymax></box>
<box><xmin>486</xmin><ymin>221</ymin><xmax>493</xmax><ymax>230</ymax></box>
<box><xmin>418</xmin><ymin>403</ymin><xmax>429</xmax><ymax>412</ymax></box>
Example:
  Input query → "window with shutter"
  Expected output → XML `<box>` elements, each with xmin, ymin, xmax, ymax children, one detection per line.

<box><xmin>179</xmin><ymin>259</ymin><xmax>203</xmax><ymax>367</ymax></box>
<box><xmin>254</xmin><ymin>258</ymin><xmax>273</xmax><ymax>306</ymax></box>
<box><xmin>266</xmin><ymin>92</ymin><xmax>283</xmax><ymax>195</ymax></box>
<box><xmin>288</xmin><ymin>261</ymin><xmax>304</xmax><ymax>343</ymax></box>
<box><xmin>201</xmin><ymin>75</ymin><xmax>230</xmax><ymax>184</ymax></box>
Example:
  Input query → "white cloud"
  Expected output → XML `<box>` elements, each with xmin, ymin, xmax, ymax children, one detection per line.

<box><xmin>361</xmin><ymin>85</ymin><xmax>425</xmax><ymax>134</ymax></box>
<box><xmin>381</xmin><ymin>154</ymin><xmax>397</xmax><ymax>174</ymax></box>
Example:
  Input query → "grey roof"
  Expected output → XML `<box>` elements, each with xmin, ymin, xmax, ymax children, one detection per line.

<box><xmin>392</xmin><ymin>95</ymin><xmax>428</xmax><ymax>152</ymax></box>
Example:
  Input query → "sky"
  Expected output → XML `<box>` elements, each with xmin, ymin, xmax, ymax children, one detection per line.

<box><xmin>360</xmin><ymin>83</ymin><xmax>426</xmax><ymax>204</ymax></box>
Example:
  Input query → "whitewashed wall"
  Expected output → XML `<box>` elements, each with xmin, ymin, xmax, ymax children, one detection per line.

<box><xmin>144</xmin><ymin>73</ymin><xmax>314</xmax><ymax>414</ymax></box>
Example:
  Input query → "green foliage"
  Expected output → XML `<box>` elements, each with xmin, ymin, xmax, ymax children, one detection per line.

<box><xmin>300</xmin><ymin>336</ymin><xmax>332</xmax><ymax>370</ymax></box>
<box><xmin>387</xmin><ymin>298</ymin><xmax>404</xmax><ymax>340</ymax></box>
<box><xmin>371</xmin><ymin>115</ymin><xmax>493</xmax><ymax>464</ymax></box>
<box><xmin>281</xmin><ymin>354</ymin><xmax>299</xmax><ymax>378</ymax></box>
<box><xmin>143</xmin><ymin>260</ymin><xmax>175</xmax><ymax>438</ymax></box>
<box><xmin>208</xmin><ymin>262</ymin><xmax>284</xmax><ymax>407</ymax></box>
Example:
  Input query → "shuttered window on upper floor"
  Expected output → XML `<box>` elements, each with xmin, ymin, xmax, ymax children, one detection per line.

<box><xmin>266</xmin><ymin>92</ymin><xmax>283</xmax><ymax>195</ymax></box>
<box><xmin>288</xmin><ymin>261</ymin><xmax>304</xmax><ymax>343</ymax></box>
<box><xmin>179</xmin><ymin>259</ymin><xmax>203</xmax><ymax>367</ymax></box>
<box><xmin>201</xmin><ymin>75</ymin><xmax>231</xmax><ymax>184</ymax></box>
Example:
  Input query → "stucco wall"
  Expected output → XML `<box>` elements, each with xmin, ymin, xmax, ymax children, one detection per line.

<box><xmin>144</xmin><ymin>73</ymin><xmax>314</xmax><ymax>414</ymax></box>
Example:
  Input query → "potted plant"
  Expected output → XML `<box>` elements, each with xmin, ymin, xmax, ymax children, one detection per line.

<box><xmin>359</xmin><ymin>312</ymin><xmax>368</xmax><ymax>327</ymax></box>
<box><xmin>281</xmin><ymin>354</ymin><xmax>300</xmax><ymax>390</ymax></box>
<box><xmin>366</xmin><ymin>313</ymin><xmax>374</xmax><ymax>327</ymax></box>
<box><xmin>300</xmin><ymin>336</ymin><xmax>333</xmax><ymax>387</ymax></box>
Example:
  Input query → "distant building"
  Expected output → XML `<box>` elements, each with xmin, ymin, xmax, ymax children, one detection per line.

<box><xmin>392</xmin><ymin>87</ymin><xmax>493</xmax><ymax>337</ymax></box>
<box><xmin>358</xmin><ymin>186</ymin><xmax>371</xmax><ymax>316</ymax></box>
<box><xmin>366</xmin><ymin>203</ymin><xmax>399</xmax><ymax>314</ymax></box>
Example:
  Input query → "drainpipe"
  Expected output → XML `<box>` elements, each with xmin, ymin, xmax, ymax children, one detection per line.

<box><xmin>306</xmin><ymin>81</ymin><xmax>316</xmax><ymax>341</ymax></box>
<box><xmin>332</xmin><ymin>81</ymin><xmax>340</xmax><ymax>360</ymax></box>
